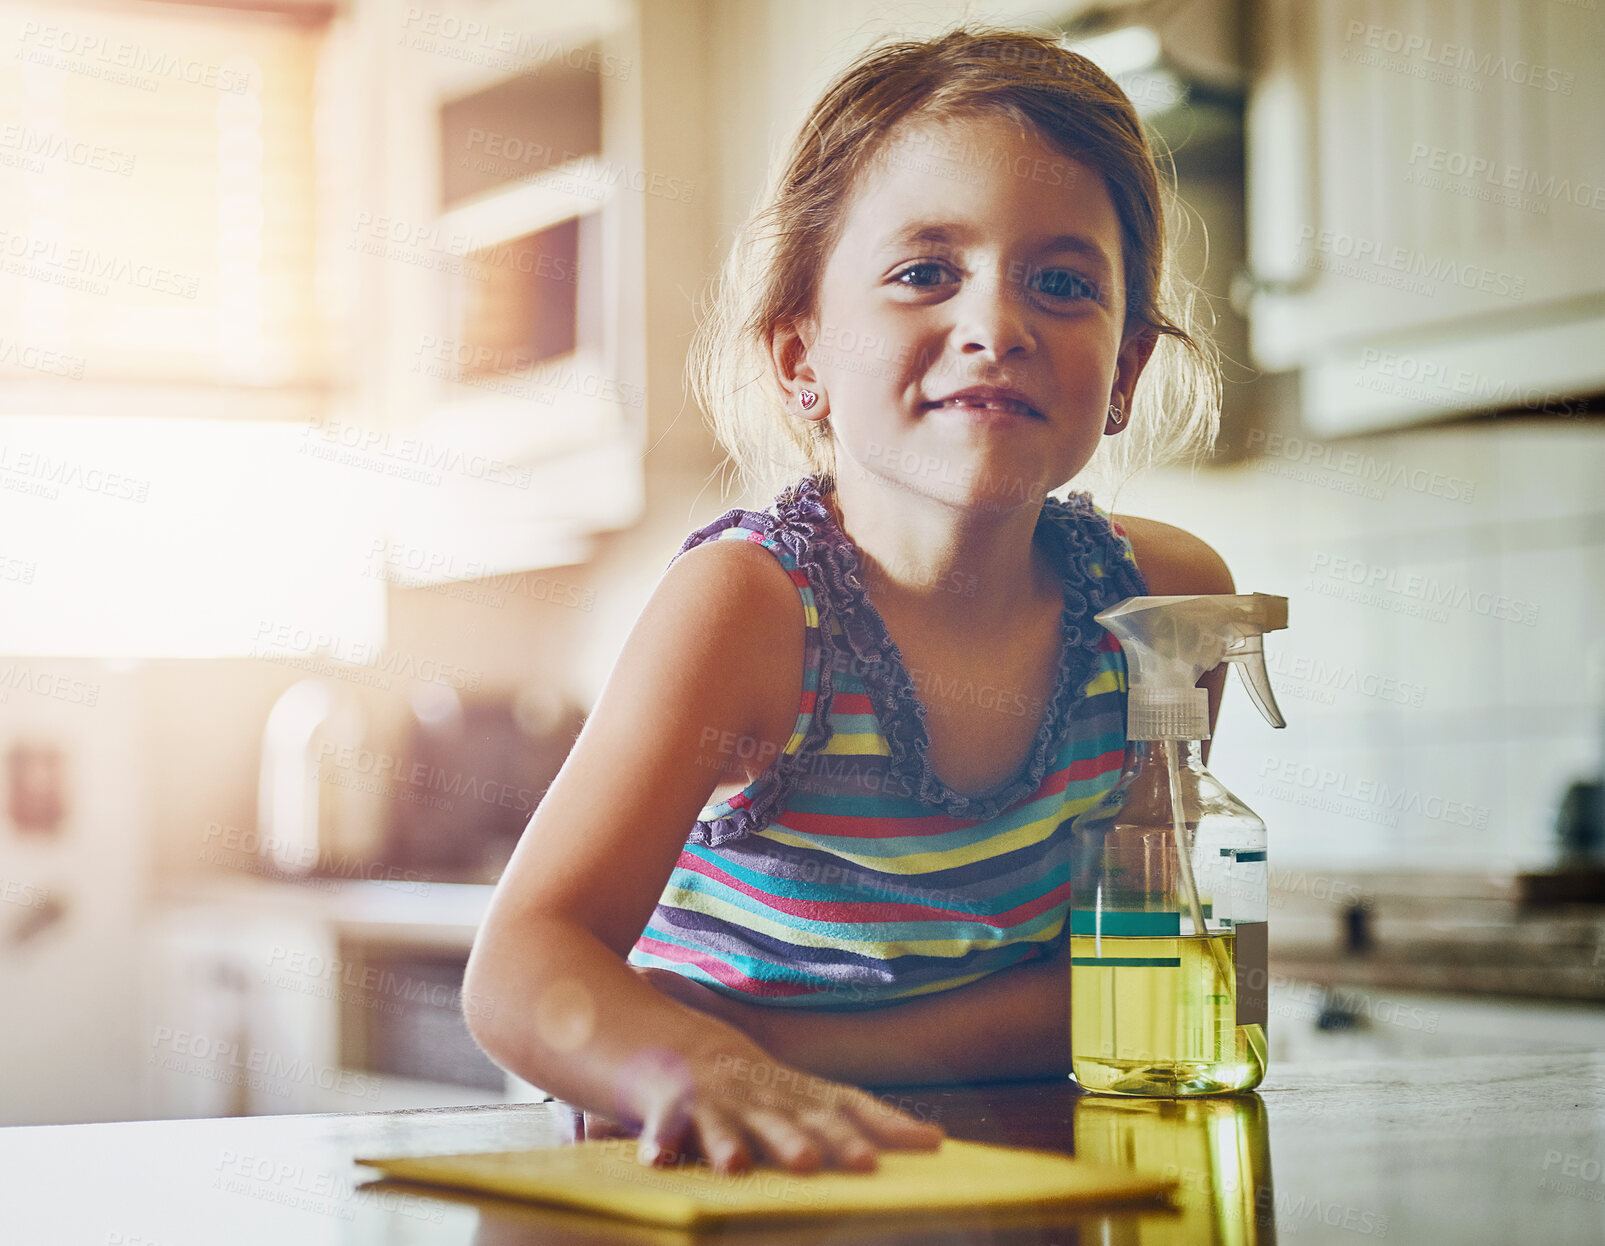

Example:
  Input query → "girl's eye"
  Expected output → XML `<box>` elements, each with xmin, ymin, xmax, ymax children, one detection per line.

<box><xmin>891</xmin><ymin>261</ymin><xmax>955</xmax><ymax>289</ymax></box>
<box><xmin>889</xmin><ymin>262</ymin><xmax>1101</xmax><ymax>304</ymax></box>
<box><xmin>1030</xmin><ymin>269</ymin><xmax>1101</xmax><ymax>303</ymax></box>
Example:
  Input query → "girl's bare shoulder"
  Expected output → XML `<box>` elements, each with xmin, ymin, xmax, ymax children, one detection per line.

<box><xmin>645</xmin><ymin>533</ymin><xmax>807</xmax><ymax>741</ymax></box>
<box><xmin>1108</xmin><ymin>514</ymin><xmax>1235</xmax><ymax>596</ymax></box>
<box><xmin>662</xmin><ymin>532</ymin><xmax>807</xmax><ymax>643</ymax></box>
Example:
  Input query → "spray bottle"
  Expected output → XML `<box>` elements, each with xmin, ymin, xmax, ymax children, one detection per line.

<box><xmin>1069</xmin><ymin>593</ymin><xmax>1288</xmax><ymax>1096</ymax></box>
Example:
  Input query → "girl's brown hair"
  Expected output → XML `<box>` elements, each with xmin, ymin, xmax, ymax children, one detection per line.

<box><xmin>689</xmin><ymin>24</ymin><xmax>1221</xmax><ymax>502</ymax></box>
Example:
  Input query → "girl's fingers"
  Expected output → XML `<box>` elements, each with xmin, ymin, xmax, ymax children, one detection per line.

<box><xmin>636</xmin><ymin>1095</ymin><xmax>695</xmax><ymax>1167</ymax></box>
<box><xmin>842</xmin><ymin>1090</ymin><xmax>946</xmax><ymax>1148</ymax></box>
<box><xmin>738</xmin><ymin>1106</ymin><xmax>825</xmax><ymax>1173</ymax></box>
<box><xmin>621</xmin><ymin>1057</ymin><xmax>940</xmax><ymax>1175</ymax></box>
<box><xmin>691</xmin><ymin>1103</ymin><xmax>751</xmax><ymax>1174</ymax></box>
<box><xmin>793</xmin><ymin>1106</ymin><xmax>879</xmax><ymax>1172</ymax></box>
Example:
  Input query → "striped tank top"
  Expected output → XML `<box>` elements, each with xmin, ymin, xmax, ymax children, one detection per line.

<box><xmin>626</xmin><ymin>474</ymin><xmax>1147</xmax><ymax>1008</ymax></box>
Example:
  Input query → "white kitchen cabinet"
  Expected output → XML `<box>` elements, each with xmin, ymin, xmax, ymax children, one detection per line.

<box><xmin>0</xmin><ymin>666</ymin><xmax>147</xmax><ymax>1126</ymax></box>
<box><xmin>336</xmin><ymin>0</ymin><xmax>646</xmax><ymax>581</ymax></box>
<box><xmin>143</xmin><ymin>911</ymin><xmax>328</xmax><ymax>1119</ymax></box>
<box><xmin>145</xmin><ymin>884</ymin><xmax>548</xmax><ymax>1119</ymax></box>
<box><xmin>1245</xmin><ymin>0</ymin><xmax>1605</xmax><ymax>435</ymax></box>
<box><xmin>0</xmin><ymin>0</ymin><xmax>647</xmax><ymax>574</ymax></box>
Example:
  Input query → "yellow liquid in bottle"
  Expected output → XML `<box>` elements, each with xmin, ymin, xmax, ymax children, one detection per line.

<box><xmin>1071</xmin><ymin>931</ymin><xmax>1266</xmax><ymax>1096</ymax></box>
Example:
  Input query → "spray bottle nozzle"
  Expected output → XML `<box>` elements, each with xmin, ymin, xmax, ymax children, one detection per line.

<box><xmin>1223</xmin><ymin>633</ymin><xmax>1286</xmax><ymax>728</ymax></box>
<box><xmin>1096</xmin><ymin>593</ymin><xmax>1289</xmax><ymax>741</ymax></box>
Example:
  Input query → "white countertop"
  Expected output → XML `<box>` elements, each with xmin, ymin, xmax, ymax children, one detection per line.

<box><xmin>157</xmin><ymin>873</ymin><xmax>495</xmax><ymax>949</ymax></box>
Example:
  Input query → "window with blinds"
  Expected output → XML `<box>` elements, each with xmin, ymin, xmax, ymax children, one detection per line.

<box><xmin>0</xmin><ymin>0</ymin><xmax>331</xmax><ymax>394</ymax></box>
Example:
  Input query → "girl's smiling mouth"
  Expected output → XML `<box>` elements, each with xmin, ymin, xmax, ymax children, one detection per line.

<box><xmin>923</xmin><ymin>384</ymin><xmax>1044</xmax><ymax>419</ymax></box>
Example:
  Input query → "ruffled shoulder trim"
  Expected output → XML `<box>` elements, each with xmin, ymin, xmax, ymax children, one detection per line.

<box><xmin>1046</xmin><ymin>490</ymin><xmax>1150</xmax><ymax>605</ymax></box>
<box><xmin>783</xmin><ymin>476</ymin><xmax>1149</xmax><ymax>821</ymax></box>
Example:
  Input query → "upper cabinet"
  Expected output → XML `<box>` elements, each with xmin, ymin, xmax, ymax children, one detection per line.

<box><xmin>1244</xmin><ymin>0</ymin><xmax>1605</xmax><ymax>435</ymax></box>
<box><xmin>339</xmin><ymin>0</ymin><xmax>645</xmax><ymax>579</ymax></box>
<box><xmin>0</xmin><ymin>0</ymin><xmax>646</xmax><ymax>586</ymax></box>
<box><xmin>0</xmin><ymin>0</ymin><xmax>336</xmax><ymax>421</ymax></box>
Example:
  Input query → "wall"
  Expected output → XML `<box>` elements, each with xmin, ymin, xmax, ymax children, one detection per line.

<box><xmin>1102</xmin><ymin>416</ymin><xmax>1604</xmax><ymax>874</ymax></box>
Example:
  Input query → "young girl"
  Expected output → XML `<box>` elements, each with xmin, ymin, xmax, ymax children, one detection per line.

<box><xmin>464</xmin><ymin>25</ymin><xmax>1233</xmax><ymax>1176</ymax></box>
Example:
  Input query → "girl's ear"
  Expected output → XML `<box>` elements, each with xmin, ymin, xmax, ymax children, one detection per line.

<box><xmin>1106</xmin><ymin>327</ymin><xmax>1157</xmax><ymax>435</ymax></box>
<box><xmin>769</xmin><ymin>318</ymin><xmax>829</xmax><ymax>421</ymax></box>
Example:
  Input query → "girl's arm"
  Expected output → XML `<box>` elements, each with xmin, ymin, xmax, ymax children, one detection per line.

<box><xmin>463</xmin><ymin>538</ymin><xmax>943</xmax><ymax>1172</ymax></box>
<box><xmin>640</xmin><ymin>516</ymin><xmax>1237</xmax><ymax>1083</ymax></box>
<box><xmin>637</xmin><ymin>948</ymin><xmax>1072</xmax><ymax>1086</ymax></box>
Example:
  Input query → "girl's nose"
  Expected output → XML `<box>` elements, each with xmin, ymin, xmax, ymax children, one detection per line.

<box><xmin>950</xmin><ymin>268</ymin><xmax>1036</xmax><ymax>360</ymax></box>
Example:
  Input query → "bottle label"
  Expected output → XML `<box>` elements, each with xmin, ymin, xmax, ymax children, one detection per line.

<box><xmin>1068</xmin><ymin>908</ymin><xmax>1215</xmax><ymax>937</ymax></box>
<box><xmin>1235</xmin><ymin>920</ymin><xmax>1268</xmax><ymax>1027</ymax></box>
<box><xmin>1070</xmin><ymin>909</ymin><xmax>1178</xmax><ymax>936</ymax></box>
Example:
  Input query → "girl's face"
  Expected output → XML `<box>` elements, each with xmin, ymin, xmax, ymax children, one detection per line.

<box><xmin>788</xmin><ymin>111</ymin><xmax>1152</xmax><ymax>513</ymax></box>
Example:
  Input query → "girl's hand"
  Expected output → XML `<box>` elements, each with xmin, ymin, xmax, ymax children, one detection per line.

<box><xmin>607</xmin><ymin>1021</ymin><xmax>945</xmax><ymax>1175</ymax></box>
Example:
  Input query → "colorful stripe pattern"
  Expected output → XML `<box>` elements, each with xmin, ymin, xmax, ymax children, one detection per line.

<box><xmin>627</xmin><ymin>476</ymin><xmax>1147</xmax><ymax>1008</ymax></box>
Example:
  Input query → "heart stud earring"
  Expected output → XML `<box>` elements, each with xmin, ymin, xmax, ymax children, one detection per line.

<box><xmin>1107</xmin><ymin>404</ymin><xmax>1124</xmax><ymax>425</ymax></box>
<box><xmin>799</xmin><ymin>389</ymin><xmax>818</xmax><ymax>411</ymax></box>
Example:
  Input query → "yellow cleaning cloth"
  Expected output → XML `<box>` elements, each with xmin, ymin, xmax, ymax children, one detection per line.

<box><xmin>354</xmin><ymin>1136</ymin><xmax>1175</xmax><ymax>1228</ymax></box>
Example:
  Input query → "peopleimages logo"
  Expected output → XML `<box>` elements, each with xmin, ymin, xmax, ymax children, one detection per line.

<box><xmin>265</xmin><ymin>945</ymin><xmax>496</xmax><ymax>1019</ymax></box>
<box><xmin>411</xmin><ymin>336</ymin><xmax>645</xmax><ymax>408</ymax></box>
<box><xmin>462</xmin><ymin>130</ymin><xmax>694</xmax><ymax>204</ymax></box>
<box><xmin>1257</xmin><ymin>757</ymin><xmax>1490</xmax><ymax>830</ymax></box>
<box><xmin>0</xmin><ymin>336</ymin><xmax>88</xmax><ymax>380</ymax></box>
<box><xmin>1406</xmin><ymin>144</ymin><xmax>1605</xmax><ymax>213</ymax></box>
<box><xmin>1255</xmin><ymin>1186</ymin><xmax>1389</xmax><ymax>1236</ymax></box>
<box><xmin>0</xmin><ymin>443</ymin><xmax>149</xmax><ymax>501</ymax></box>
<box><xmin>1352</xmin><ymin>348</ymin><xmax>1582</xmax><ymax>418</ymax></box>
<box><xmin>1538</xmin><ymin>1150</ymin><xmax>1605</xmax><ymax>1204</ymax></box>
<box><xmin>0</xmin><ymin>226</ymin><xmax>200</xmax><ymax>299</ymax></box>
<box><xmin>250</xmin><ymin>620</ymin><xmax>483</xmax><ymax>690</ymax></box>
<box><xmin>1342</xmin><ymin>19</ymin><xmax>1576</xmax><ymax>94</ymax></box>
<box><xmin>0</xmin><ymin>661</ymin><xmax>100</xmax><ymax>707</ymax></box>
<box><xmin>0</xmin><ymin>878</ymin><xmax>52</xmax><ymax>910</ymax></box>
<box><xmin>399</xmin><ymin>9</ymin><xmax>632</xmax><ymax>80</ymax></box>
<box><xmin>1263</xmin><ymin>648</ymin><xmax>1427</xmax><ymax>709</ymax></box>
<box><xmin>0</xmin><ymin>124</ymin><xmax>137</xmax><ymax>176</ymax></box>
<box><xmin>201</xmin><ymin>822</ymin><xmax>430</xmax><ymax>894</ymax></box>
<box><xmin>317</xmin><ymin>741</ymin><xmax>543</xmax><ymax>817</ymax></box>
<box><xmin>211</xmin><ymin>1151</ymin><xmax>445</xmax><ymax>1225</ymax></box>
<box><xmin>1307</xmin><ymin>552</ymin><xmax>1540</xmax><ymax>627</ymax></box>
<box><xmin>17</xmin><ymin>20</ymin><xmax>253</xmax><ymax>93</ymax></box>
<box><xmin>148</xmin><ymin>1027</ymin><xmax>381</xmax><ymax>1099</ymax></box>
<box><xmin>300</xmin><ymin>415</ymin><xmax>533</xmax><ymax>490</ymax></box>
<box><xmin>1297</xmin><ymin>226</ymin><xmax>1527</xmax><ymax>300</ymax></box>
<box><xmin>1246</xmin><ymin>428</ymin><xmax>1476</xmax><ymax>504</ymax></box>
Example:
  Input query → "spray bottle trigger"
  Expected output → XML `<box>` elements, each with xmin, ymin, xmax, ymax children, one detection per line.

<box><xmin>1224</xmin><ymin>635</ymin><xmax>1287</xmax><ymax>728</ymax></box>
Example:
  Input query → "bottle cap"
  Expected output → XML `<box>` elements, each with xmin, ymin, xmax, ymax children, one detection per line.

<box><xmin>1126</xmin><ymin>686</ymin><xmax>1210</xmax><ymax>741</ymax></box>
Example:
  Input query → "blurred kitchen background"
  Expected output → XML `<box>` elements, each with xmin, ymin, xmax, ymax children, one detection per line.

<box><xmin>1</xmin><ymin>0</ymin><xmax>1601</xmax><ymax>1127</ymax></box>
